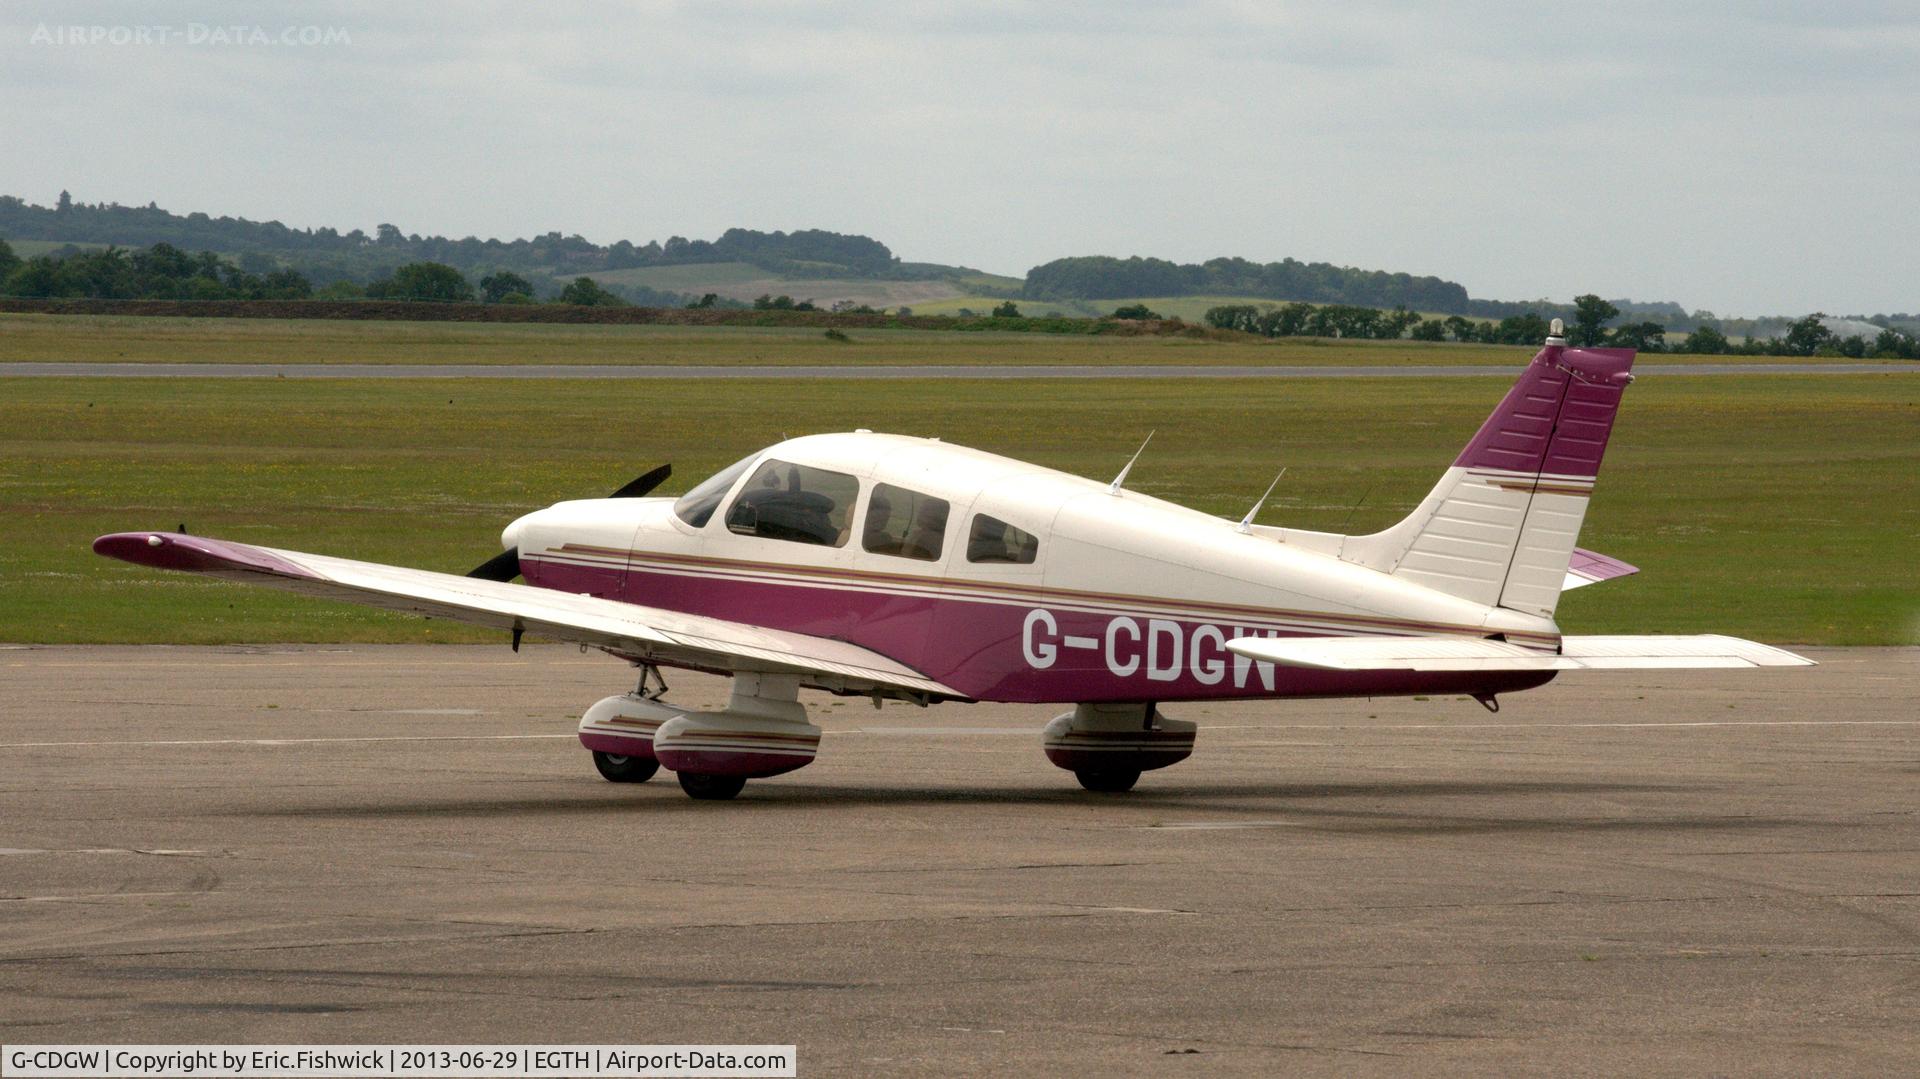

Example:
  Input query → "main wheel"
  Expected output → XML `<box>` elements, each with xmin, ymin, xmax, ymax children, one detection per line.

<box><xmin>1074</xmin><ymin>768</ymin><xmax>1140</xmax><ymax>793</ymax></box>
<box><xmin>593</xmin><ymin>751</ymin><xmax>659</xmax><ymax>783</ymax></box>
<box><xmin>677</xmin><ymin>771</ymin><xmax>748</xmax><ymax>800</ymax></box>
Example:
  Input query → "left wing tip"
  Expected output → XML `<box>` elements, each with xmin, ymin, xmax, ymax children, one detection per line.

<box><xmin>92</xmin><ymin>531</ymin><xmax>314</xmax><ymax>579</ymax></box>
<box><xmin>93</xmin><ymin>530</ymin><xmax>171</xmax><ymax>565</ymax></box>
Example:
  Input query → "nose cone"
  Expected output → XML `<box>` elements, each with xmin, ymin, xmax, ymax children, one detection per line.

<box><xmin>501</xmin><ymin>509</ymin><xmax>544</xmax><ymax>552</ymax></box>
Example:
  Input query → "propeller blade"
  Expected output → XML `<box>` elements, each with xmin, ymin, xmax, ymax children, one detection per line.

<box><xmin>608</xmin><ymin>463</ymin><xmax>672</xmax><ymax>499</ymax></box>
<box><xmin>467</xmin><ymin>547</ymin><xmax>522</xmax><ymax>582</ymax></box>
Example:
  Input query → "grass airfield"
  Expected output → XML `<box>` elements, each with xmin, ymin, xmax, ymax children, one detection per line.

<box><xmin>0</xmin><ymin>312</ymin><xmax>1879</xmax><ymax>367</ymax></box>
<box><xmin>2</xmin><ymin>368</ymin><xmax>1914</xmax><ymax>646</ymax></box>
<box><xmin>0</xmin><ymin>311</ymin><xmax>1522</xmax><ymax>366</ymax></box>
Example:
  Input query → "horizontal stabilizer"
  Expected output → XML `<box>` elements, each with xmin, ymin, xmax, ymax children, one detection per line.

<box><xmin>1563</xmin><ymin>547</ymin><xmax>1639</xmax><ymax>591</ymax></box>
<box><xmin>1224</xmin><ymin>634</ymin><xmax>1813</xmax><ymax>672</ymax></box>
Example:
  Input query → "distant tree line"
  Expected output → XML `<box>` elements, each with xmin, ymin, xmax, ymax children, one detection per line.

<box><xmin>0</xmin><ymin>238</ymin><xmax>659</xmax><ymax>308</ymax></box>
<box><xmin>1204</xmin><ymin>294</ymin><xmax>1919</xmax><ymax>358</ymax></box>
<box><xmin>0</xmin><ymin>239</ymin><xmax>314</xmax><ymax>300</ymax></box>
<box><xmin>1558</xmin><ymin>295</ymin><xmax>1919</xmax><ymax>358</ymax></box>
<box><xmin>1203</xmin><ymin>302</ymin><xmax>1426</xmax><ymax>340</ymax></box>
<box><xmin>1024</xmin><ymin>255</ymin><xmax>1470</xmax><ymax>311</ymax></box>
<box><xmin>0</xmin><ymin>192</ymin><xmax>919</xmax><ymax>298</ymax></box>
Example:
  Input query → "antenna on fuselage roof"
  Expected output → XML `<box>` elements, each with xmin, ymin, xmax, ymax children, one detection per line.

<box><xmin>1107</xmin><ymin>431</ymin><xmax>1154</xmax><ymax>495</ymax></box>
<box><xmin>1235</xmin><ymin>468</ymin><xmax>1287</xmax><ymax>534</ymax></box>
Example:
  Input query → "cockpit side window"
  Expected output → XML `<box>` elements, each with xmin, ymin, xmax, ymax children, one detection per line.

<box><xmin>966</xmin><ymin>514</ymin><xmax>1039</xmax><ymax>564</ymax></box>
<box><xmin>863</xmin><ymin>483</ymin><xmax>950</xmax><ymax>561</ymax></box>
<box><xmin>724</xmin><ymin>459</ymin><xmax>860</xmax><ymax>547</ymax></box>
<box><xmin>671</xmin><ymin>453</ymin><xmax>757</xmax><ymax>528</ymax></box>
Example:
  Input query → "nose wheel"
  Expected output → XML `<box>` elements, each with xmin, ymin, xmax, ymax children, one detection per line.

<box><xmin>1074</xmin><ymin>768</ymin><xmax>1141</xmax><ymax>793</ymax></box>
<box><xmin>1045</xmin><ymin>703</ymin><xmax>1195</xmax><ymax>793</ymax></box>
<box><xmin>592</xmin><ymin>751</ymin><xmax>659</xmax><ymax>783</ymax></box>
<box><xmin>677</xmin><ymin>772</ymin><xmax>748</xmax><ymax>800</ymax></box>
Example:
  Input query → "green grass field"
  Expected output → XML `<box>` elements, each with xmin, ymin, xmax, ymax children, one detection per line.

<box><xmin>0</xmin><ymin>312</ymin><xmax>1523</xmax><ymax>366</ymax></box>
<box><xmin>3</xmin><ymin>373</ymin><xmax>1914</xmax><ymax>645</ymax></box>
<box><xmin>1</xmin><ymin>313</ymin><xmax>1875</xmax><ymax>368</ymax></box>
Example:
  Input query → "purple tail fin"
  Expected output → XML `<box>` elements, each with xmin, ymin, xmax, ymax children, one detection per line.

<box><xmin>1455</xmin><ymin>344</ymin><xmax>1637</xmax><ymax>479</ymax></box>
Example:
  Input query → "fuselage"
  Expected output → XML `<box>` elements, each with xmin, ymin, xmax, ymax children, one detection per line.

<box><xmin>508</xmin><ymin>432</ymin><xmax>1560</xmax><ymax>704</ymax></box>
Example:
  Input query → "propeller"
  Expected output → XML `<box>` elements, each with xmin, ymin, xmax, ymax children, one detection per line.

<box><xmin>466</xmin><ymin>546</ymin><xmax>523</xmax><ymax>582</ymax></box>
<box><xmin>607</xmin><ymin>463</ymin><xmax>673</xmax><ymax>500</ymax></box>
<box><xmin>465</xmin><ymin>464</ymin><xmax>672</xmax><ymax>582</ymax></box>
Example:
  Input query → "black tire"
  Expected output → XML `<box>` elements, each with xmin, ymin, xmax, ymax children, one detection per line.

<box><xmin>593</xmin><ymin>751</ymin><xmax>659</xmax><ymax>783</ymax></box>
<box><xmin>1075</xmin><ymin>768</ymin><xmax>1140</xmax><ymax>793</ymax></box>
<box><xmin>678</xmin><ymin>771</ymin><xmax>748</xmax><ymax>800</ymax></box>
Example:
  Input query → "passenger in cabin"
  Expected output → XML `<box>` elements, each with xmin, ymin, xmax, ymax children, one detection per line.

<box><xmin>902</xmin><ymin>499</ymin><xmax>947</xmax><ymax>560</ymax></box>
<box><xmin>864</xmin><ymin>483</ymin><xmax>948</xmax><ymax>562</ymax></box>
<box><xmin>863</xmin><ymin>489</ymin><xmax>902</xmax><ymax>555</ymax></box>
<box><xmin>967</xmin><ymin>515</ymin><xmax>1038</xmax><ymax>564</ymax></box>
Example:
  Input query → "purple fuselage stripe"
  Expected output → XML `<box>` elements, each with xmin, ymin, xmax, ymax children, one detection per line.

<box><xmin>525</xmin><ymin>560</ymin><xmax>1555</xmax><ymax>705</ymax></box>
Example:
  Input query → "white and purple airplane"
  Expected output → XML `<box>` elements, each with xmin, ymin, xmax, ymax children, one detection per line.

<box><xmin>95</xmin><ymin>323</ymin><xmax>1810</xmax><ymax>799</ymax></box>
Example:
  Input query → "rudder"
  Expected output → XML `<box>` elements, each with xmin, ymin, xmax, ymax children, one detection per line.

<box><xmin>1340</xmin><ymin>334</ymin><xmax>1636</xmax><ymax>618</ymax></box>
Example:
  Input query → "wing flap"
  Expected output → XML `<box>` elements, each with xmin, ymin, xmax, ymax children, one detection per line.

<box><xmin>94</xmin><ymin>532</ymin><xmax>961</xmax><ymax>698</ymax></box>
<box><xmin>1225</xmin><ymin>633</ymin><xmax>1812</xmax><ymax>672</ymax></box>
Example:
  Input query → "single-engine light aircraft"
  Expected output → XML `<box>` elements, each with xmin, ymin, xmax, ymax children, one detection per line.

<box><xmin>95</xmin><ymin>324</ymin><xmax>1810</xmax><ymax>799</ymax></box>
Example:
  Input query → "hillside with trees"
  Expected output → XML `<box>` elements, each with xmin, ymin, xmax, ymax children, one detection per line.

<box><xmin>0</xmin><ymin>192</ymin><xmax>932</xmax><ymax>306</ymax></box>
<box><xmin>1022</xmin><ymin>254</ymin><xmax>1469</xmax><ymax>311</ymax></box>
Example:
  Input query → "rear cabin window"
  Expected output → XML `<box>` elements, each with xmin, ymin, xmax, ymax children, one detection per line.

<box><xmin>966</xmin><ymin>514</ymin><xmax>1039</xmax><ymax>564</ymax></box>
<box><xmin>724</xmin><ymin>459</ymin><xmax>860</xmax><ymax>547</ymax></box>
<box><xmin>863</xmin><ymin>484</ymin><xmax>950</xmax><ymax>561</ymax></box>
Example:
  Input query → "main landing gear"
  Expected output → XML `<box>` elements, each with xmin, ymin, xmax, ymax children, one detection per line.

<box><xmin>1043</xmin><ymin>702</ymin><xmax>1196</xmax><ymax>793</ymax></box>
<box><xmin>591</xmin><ymin>751</ymin><xmax>659</xmax><ymax>783</ymax></box>
<box><xmin>575</xmin><ymin>668</ymin><xmax>820</xmax><ymax>801</ymax></box>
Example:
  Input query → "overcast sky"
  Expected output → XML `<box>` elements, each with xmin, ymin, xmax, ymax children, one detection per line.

<box><xmin>5</xmin><ymin>1</ymin><xmax>1916</xmax><ymax>315</ymax></box>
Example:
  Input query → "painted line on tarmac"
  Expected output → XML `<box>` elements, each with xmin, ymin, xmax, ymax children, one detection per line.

<box><xmin>0</xmin><ymin>733</ymin><xmax>575</xmax><ymax>749</ymax></box>
<box><xmin>0</xmin><ymin>848</ymin><xmax>207</xmax><ymax>856</ymax></box>
<box><xmin>1201</xmin><ymin>719</ymin><xmax>1920</xmax><ymax>731</ymax></box>
<box><xmin>2</xmin><ymin>890</ymin><xmax>213</xmax><ymax>903</ymax></box>
<box><xmin>5</xmin><ymin>361</ymin><xmax>1913</xmax><ymax>379</ymax></box>
<box><xmin>7</xmin><ymin>725</ymin><xmax>1044</xmax><ymax>744</ymax></box>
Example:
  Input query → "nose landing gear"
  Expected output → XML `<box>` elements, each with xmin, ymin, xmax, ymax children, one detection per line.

<box><xmin>1043</xmin><ymin>702</ymin><xmax>1196</xmax><ymax>793</ymax></box>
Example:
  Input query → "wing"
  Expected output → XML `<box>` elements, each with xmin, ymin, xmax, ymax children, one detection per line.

<box><xmin>94</xmin><ymin>532</ymin><xmax>963</xmax><ymax>700</ymax></box>
<box><xmin>1225</xmin><ymin>634</ymin><xmax>1813</xmax><ymax>672</ymax></box>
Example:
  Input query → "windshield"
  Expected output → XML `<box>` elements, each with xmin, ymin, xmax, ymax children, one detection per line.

<box><xmin>671</xmin><ymin>453</ymin><xmax>758</xmax><ymax>528</ymax></box>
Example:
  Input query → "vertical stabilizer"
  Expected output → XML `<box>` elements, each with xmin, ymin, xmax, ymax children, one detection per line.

<box><xmin>1340</xmin><ymin>338</ymin><xmax>1636</xmax><ymax>618</ymax></box>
